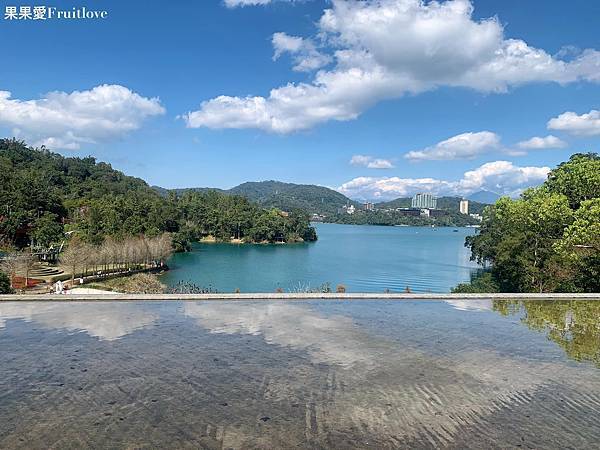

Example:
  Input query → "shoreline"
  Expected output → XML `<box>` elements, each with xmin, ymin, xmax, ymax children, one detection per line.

<box><xmin>317</xmin><ymin>222</ymin><xmax>478</xmax><ymax>228</ymax></box>
<box><xmin>196</xmin><ymin>236</ymin><xmax>314</xmax><ymax>245</ymax></box>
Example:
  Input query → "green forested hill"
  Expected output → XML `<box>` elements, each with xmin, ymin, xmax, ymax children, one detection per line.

<box><xmin>374</xmin><ymin>198</ymin><xmax>411</xmax><ymax>209</ymax></box>
<box><xmin>228</xmin><ymin>181</ymin><xmax>357</xmax><ymax>215</ymax></box>
<box><xmin>156</xmin><ymin>181</ymin><xmax>492</xmax><ymax>218</ymax></box>
<box><xmin>0</xmin><ymin>139</ymin><xmax>174</xmax><ymax>248</ymax></box>
<box><xmin>436</xmin><ymin>197</ymin><xmax>488</xmax><ymax>215</ymax></box>
<box><xmin>155</xmin><ymin>180</ymin><xmax>358</xmax><ymax>216</ymax></box>
<box><xmin>155</xmin><ymin>180</ymin><xmax>489</xmax><ymax>225</ymax></box>
<box><xmin>152</xmin><ymin>185</ymin><xmax>225</xmax><ymax>197</ymax></box>
<box><xmin>0</xmin><ymin>139</ymin><xmax>316</xmax><ymax>249</ymax></box>
<box><xmin>468</xmin><ymin>190</ymin><xmax>501</xmax><ymax>204</ymax></box>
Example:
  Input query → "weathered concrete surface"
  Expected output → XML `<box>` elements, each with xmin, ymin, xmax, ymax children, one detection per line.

<box><xmin>1</xmin><ymin>292</ymin><xmax>599</xmax><ymax>301</ymax></box>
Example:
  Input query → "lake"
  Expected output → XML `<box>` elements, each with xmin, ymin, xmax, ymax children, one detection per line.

<box><xmin>161</xmin><ymin>223</ymin><xmax>480</xmax><ymax>293</ymax></box>
<box><xmin>1</xmin><ymin>299</ymin><xmax>599</xmax><ymax>448</ymax></box>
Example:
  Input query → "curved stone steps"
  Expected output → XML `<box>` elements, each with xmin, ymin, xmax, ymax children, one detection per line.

<box><xmin>29</xmin><ymin>266</ymin><xmax>64</xmax><ymax>277</ymax></box>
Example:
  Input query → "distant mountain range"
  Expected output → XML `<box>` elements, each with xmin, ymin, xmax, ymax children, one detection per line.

<box><xmin>467</xmin><ymin>190</ymin><xmax>501</xmax><ymax>204</ymax></box>
<box><xmin>153</xmin><ymin>181</ymin><xmax>497</xmax><ymax>216</ymax></box>
<box><xmin>153</xmin><ymin>181</ymin><xmax>359</xmax><ymax>216</ymax></box>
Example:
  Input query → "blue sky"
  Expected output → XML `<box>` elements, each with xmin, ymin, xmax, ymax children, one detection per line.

<box><xmin>0</xmin><ymin>0</ymin><xmax>599</xmax><ymax>200</ymax></box>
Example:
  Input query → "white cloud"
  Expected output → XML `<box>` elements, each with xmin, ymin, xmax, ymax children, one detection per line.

<box><xmin>339</xmin><ymin>176</ymin><xmax>454</xmax><ymax>200</ymax></box>
<box><xmin>0</xmin><ymin>85</ymin><xmax>165</xmax><ymax>150</ymax></box>
<box><xmin>272</xmin><ymin>32</ymin><xmax>332</xmax><ymax>72</ymax></box>
<box><xmin>224</xmin><ymin>0</ymin><xmax>275</xmax><ymax>7</ymax></box>
<box><xmin>457</xmin><ymin>161</ymin><xmax>550</xmax><ymax>196</ymax></box>
<box><xmin>350</xmin><ymin>154</ymin><xmax>394</xmax><ymax>169</ymax></box>
<box><xmin>547</xmin><ymin>109</ymin><xmax>600</xmax><ymax>137</ymax></box>
<box><xmin>187</xmin><ymin>0</ymin><xmax>600</xmax><ymax>133</ymax></box>
<box><xmin>516</xmin><ymin>135</ymin><xmax>567</xmax><ymax>150</ymax></box>
<box><xmin>338</xmin><ymin>160</ymin><xmax>550</xmax><ymax>201</ymax></box>
<box><xmin>404</xmin><ymin>131</ymin><xmax>500</xmax><ymax>161</ymax></box>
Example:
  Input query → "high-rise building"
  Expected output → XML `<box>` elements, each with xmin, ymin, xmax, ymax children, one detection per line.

<box><xmin>460</xmin><ymin>199</ymin><xmax>469</xmax><ymax>215</ymax></box>
<box><xmin>363</xmin><ymin>202</ymin><xmax>374</xmax><ymax>211</ymax></box>
<box><xmin>411</xmin><ymin>193</ymin><xmax>437</xmax><ymax>209</ymax></box>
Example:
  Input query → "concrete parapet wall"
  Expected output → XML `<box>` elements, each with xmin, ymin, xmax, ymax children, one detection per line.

<box><xmin>1</xmin><ymin>292</ymin><xmax>599</xmax><ymax>302</ymax></box>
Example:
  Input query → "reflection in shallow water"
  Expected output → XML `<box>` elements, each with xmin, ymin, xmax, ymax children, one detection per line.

<box><xmin>494</xmin><ymin>300</ymin><xmax>600</xmax><ymax>367</ymax></box>
<box><xmin>0</xmin><ymin>300</ymin><xmax>599</xmax><ymax>449</ymax></box>
<box><xmin>184</xmin><ymin>302</ymin><xmax>376</xmax><ymax>367</ymax></box>
<box><xmin>0</xmin><ymin>302</ymin><xmax>157</xmax><ymax>341</ymax></box>
<box><xmin>445</xmin><ymin>299</ymin><xmax>493</xmax><ymax>311</ymax></box>
<box><xmin>185</xmin><ymin>301</ymin><xmax>600</xmax><ymax>447</ymax></box>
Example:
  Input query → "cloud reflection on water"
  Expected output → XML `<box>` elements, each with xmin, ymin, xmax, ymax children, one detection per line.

<box><xmin>445</xmin><ymin>299</ymin><xmax>493</xmax><ymax>311</ymax></box>
<box><xmin>183</xmin><ymin>301</ymin><xmax>600</xmax><ymax>447</ymax></box>
<box><xmin>184</xmin><ymin>302</ymin><xmax>376</xmax><ymax>367</ymax></box>
<box><xmin>0</xmin><ymin>302</ymin><xmax>157</xmax><ymax>341</ymax></box>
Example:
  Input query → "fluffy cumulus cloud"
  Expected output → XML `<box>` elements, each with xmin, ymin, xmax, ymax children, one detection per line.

<box><xmin>272</xmin><ymin>32</ymin><xmax>332</xmax><ymax>72</ymax></box>
<box><xmin>186</xmin><ymin>0</ymin><xmax>600</xmax><ymax>133</ymax></box>
<box><xmin>338</xmin><ymin>160</ymin><xmax>550</xmax><ymax>200</ymax></box>
<box><xmin>547</xmin><ymin>109</ymin><xmax>600</xmax><ymax>137</ymax></box>
<box><xmin>404</xmin><ymin>131</ymin><xmax>500</xmax><ymax>161</ymax></box>
<box><xmin>350</xmin><ymin>154</ymin><xmax>394</xmax><ymax>169</ymax></box>
<box><xmin>516</xmin><ymin>135</ymin><xmax>567</xmax><ymax>150</ymax></box>
<box><xmin>0</xmin><ymin>85</ymin><xmax>165</xmax><ymax>150</ymax></box>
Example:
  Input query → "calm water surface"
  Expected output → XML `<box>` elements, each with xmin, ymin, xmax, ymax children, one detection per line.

<box><xmin>161</xmin><ymin>223</ymin><xmax>479</xmax><ymax>292</ymax></box>
<box><xmin>0</xmin><ymin>299</ymin><xmax>599</xmax><ymax>449</ymax></box>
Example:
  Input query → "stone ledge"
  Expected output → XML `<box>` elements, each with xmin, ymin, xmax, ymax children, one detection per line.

<box><xmin>1</xmin><ymin>293</ymin><xmax>599</xmax><ymax>301</ymax></box>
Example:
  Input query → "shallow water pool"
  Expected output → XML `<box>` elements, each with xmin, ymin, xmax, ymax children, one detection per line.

<box><xmin>0</xmin><ymin>299</ymin><xmax>599</xmax><ymax>449</ymax></box>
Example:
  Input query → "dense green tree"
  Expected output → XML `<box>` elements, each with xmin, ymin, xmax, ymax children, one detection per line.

<box><xmin>554</xmin><ymin>198</ymin><xmax>600</xmax><ymax>292</ymax></box>
<box><xmin>464</xmin><ymin>153</ymin><xmax>600</xmax><ymax>293</ymax></box>
<box><xmin>31</xmin><ymin>212</ymin><xmax>64</xmax><ymax>247</ymax></box>
<box><xmin>176</xmin><ymin>191</ymin><xmax>315</xmax><ymax>244</ymax></box>
<box><xmin>0</xmin><ymin>139</ymin><xmax>316</xmax><ymax>249</ymax></box>
<box><xmin>544</xmin><ymin>153</ymin><xmax>600</xmax><ymax>209</ymax></box>
<box><xmin>452</xmin><ymin>272</ymin><xmax>499</xmax><ymax>293</ymax></box>
<box><xmin>0</xmin><ymin>270</ymin><xmax>13</xmax><ymax>294</ymax></box>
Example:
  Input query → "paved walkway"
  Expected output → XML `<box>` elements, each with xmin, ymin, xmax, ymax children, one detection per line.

<box><xmin>65</xmin><ymin>288</ymin><xmax>124</xmax><ymax>295</ymax></box>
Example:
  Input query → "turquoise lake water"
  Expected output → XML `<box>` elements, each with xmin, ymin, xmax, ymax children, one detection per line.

<box><xmin>160</xmin><ymin>223</ymin><xmax>480</xmax><ymax>293</ymax></box>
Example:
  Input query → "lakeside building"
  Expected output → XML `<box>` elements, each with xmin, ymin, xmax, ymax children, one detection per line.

<box><xmin>412</xmin><ymin>193</ymin><xmax>437</xmax><ymax>209</ymax></box>
<box><xmin>342</xmin><ymin>204</ymin><xmax>356</xmax><ymax>215</ymax></box>
<box><xmin>460</xmin><ymin>199</ymin><xmax>469</xmax><ymax>215</ymax></box>
<box><xmin>470</xmin><ymin>213</ymin><xmax>483</xmax><ymax>222</ymax></box>
<box><xmin>363</xmin><ymin>202</ymin><xmax>375</xmax><ymax>211</ymax></box>
<box><xmin>396</xmin><ymin>208</ymin><xmax>421</xmax><ymax>217</ymax></box>
<box><xmin>395</xmin><ymin>207</ymin><xmax>447</xmax><ymax>218</ymax></box>
<box><xmin>429</xmin><ymin>209</ymin><xmax>447</xmax><ymax>218</ymax></box>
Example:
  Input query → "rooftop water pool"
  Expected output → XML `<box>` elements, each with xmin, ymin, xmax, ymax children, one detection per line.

<box><xmin>1</xmin><ymin>299</ymin><xmax>599</xmax><ymax>449</ymax></box>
